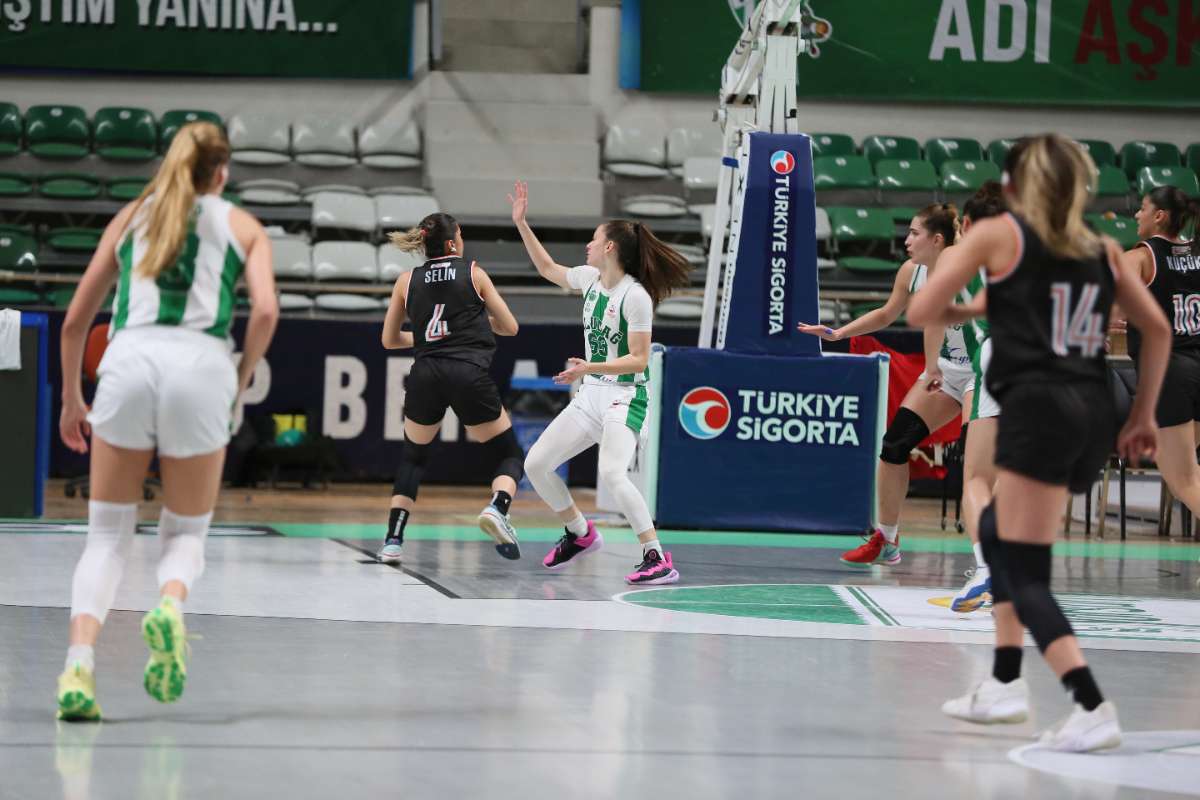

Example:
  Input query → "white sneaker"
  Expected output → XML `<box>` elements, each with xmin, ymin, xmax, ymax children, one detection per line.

<box><xmin>478</xmin><ymin>505</ymin><xmax>521</xmax><ymax>560</ymax></box>
<box><xmin>1039</xmin><ymin>701</ymin><xmax>1122</xmax><ymax>752</ymax></box>
<box><xmin>376</xmin><ymin>540</ymin><xmax>402</xmax><ymax>564</ymax></box>
<box><xmin>942</xmin><ymin>677</ymin><xmax>1030</xmax><ymax>724</ymax></box>
<box><xmin>950</xmin><ymin>566</ymin><xmax>992</xmax><ymax>612</ymax></box>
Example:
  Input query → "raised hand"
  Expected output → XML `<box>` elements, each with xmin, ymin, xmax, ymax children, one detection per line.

<box><xmin>507</xmin><ymin>180</ymin><xmax>529</xmax><ymax>226</ymax></box>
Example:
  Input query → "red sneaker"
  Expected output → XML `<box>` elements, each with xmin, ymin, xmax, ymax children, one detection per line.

<box><xmin>839</xmin><ymin>530</ymin><xmax>901</xmax><ymax>567</ymax></box>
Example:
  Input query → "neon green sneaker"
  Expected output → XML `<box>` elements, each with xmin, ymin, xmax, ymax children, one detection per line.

<box><xmin>57</xmin><ymin>663</ymin><xmax>102</xmax><ymax>721</ymax></box>
<box><xmin>141</xmin><ymin>598</ymin><xmax>188</xmax><ymax>704</ymax></box>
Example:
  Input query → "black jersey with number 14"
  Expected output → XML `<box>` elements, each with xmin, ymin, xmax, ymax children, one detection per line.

<box><xmin>985</xmin><ymin>213</ymin><xmax>1116</xmax><ymax>397</ymax></box>
<box><xmin>406</xmin><ymin>255</ymin><xmax>495</xmax><ymax>369</ymax></box>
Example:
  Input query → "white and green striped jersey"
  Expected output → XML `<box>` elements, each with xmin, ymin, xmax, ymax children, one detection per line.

<box><xmin>909</xmin><ymin>262</ymin><xmax>988</xmax><ymax>366</ymax></box>
<box><xmin>111</xmin><ymin>194</ymin><xmax>246</xmax><ymax>340</ymax></box>
<box><xmin>565</xmin><ymin>265</ymin><xmax>653</xmax><ymax>385</ymax></box>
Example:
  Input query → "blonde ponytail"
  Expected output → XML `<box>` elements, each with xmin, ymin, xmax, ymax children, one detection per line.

<box><xmin>130</xmin><ymin>121</ymin><xmax>229</xmax><ymax>279</ymax></box>
<box><xmin>388</xmin><ymin>227</ymin><xmax>426</xmax><ymax>253</ymax></box>
<box><xmin>1005</xmin><ymin>134</ymin><xmax>1101</xmax><ymax>261</ymax></box>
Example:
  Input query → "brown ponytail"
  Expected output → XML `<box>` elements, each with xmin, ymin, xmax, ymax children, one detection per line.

<box><xmin>916</xmin><ymin>202</ymin><xmax>960</xmax><ymax>247</ymax></box>
<box><xmin>1147</xmin><ymin>186</ymin><xmax>1200</xmax><ymax>256</ymax></box>
<box><xmin>130</xmin><ymin>121</ymin><xmax>229</xmax><ymax>279</ymax></box>
<box><xmin>603</xmin><ymin>219</ymin><xmax>691</xmax><ymax>307</ymax></box>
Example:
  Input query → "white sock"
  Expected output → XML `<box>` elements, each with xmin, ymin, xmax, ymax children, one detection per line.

<box><xmin>564</xmin><ymin>514</ymin><xmax>587</xmax><ymax>536</ymax></box>
<box><xmin>65</xmin><ymin>644</ymin><xmax>95</xmax><ymax>673</ymax></box>
<box><xmin>642</xmin><ymin>539</ymin><xmax>662</xmax><ymax>557</ymax></box>
<box><xmin>972</xmin><ymin>542</ymin><xmax>988</xmax><ymax>568</ymax></box>
<box><xmin>161</xmin><ymin>595</ymin><xmax>184</xmax><ymax>615</ymax></box>
<box><xmin>880</xmin><ymin>523</ymin><xmax>899</xmax><ymax>544</ymax></box>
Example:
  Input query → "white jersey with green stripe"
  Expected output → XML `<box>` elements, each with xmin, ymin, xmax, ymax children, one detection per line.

<box><xmin>908</xmin><ymin>262</ymin><xmax>988</xmax><ymax>367</ymax></box>
<box><xmin>111</xmin><ymin>194</ymin><xmax>246</xmax><ymax>340</ymax></box>
<box><xmin>565</xmin><ymin>265</ymin><xmax>653</xmax><ymax>386</ymax></box>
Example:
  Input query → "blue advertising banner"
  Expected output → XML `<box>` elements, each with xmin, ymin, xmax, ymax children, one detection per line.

<box><xmin>719</xmin><ymin>132</ymin><xmax>820</xmax><ymax>357</ymax></box>
<box><xmin>43</xmin><ymin>312</ymin><xmax>697</xmax><ymax>484</ymax></box>
<box><xmin>657</xmin><ymin>347</ymin><xmax>884</xmax><ymax>533</ymax></box>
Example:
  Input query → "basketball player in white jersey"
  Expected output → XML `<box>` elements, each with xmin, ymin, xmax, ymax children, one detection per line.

<box><xmin>508</xmin><ymin>181</ymin><xmax>691</xmax><ymax>584</ymax></box>
<box><xmin>56</xmin><ymin>122</ymin><xmax>278</xmax><ymax>720</ymax></box>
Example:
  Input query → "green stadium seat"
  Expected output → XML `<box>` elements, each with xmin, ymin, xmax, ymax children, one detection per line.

<box><xmin>38</xmin><ymin>172</ymin><xmax>102</xmax><ymax>200</ymax></box>
<box><xmin>0</xmin><ymin>172</ymin><xmax>34</xmax><ymax>196</ymax></box>
<box><xmin>1120</xmin><ymin>140</ymin><xmax>1181</xmax><ymax>179</ymax></box>
<box><xmin>1094</xmin><ymin>165</ymin><xmax>1132</xmax><ymax>197</ymax></box>
<box><xmin>887</xmin><ymin>206</ymin><xmax>920</xmax><ymax>223</ymax></box>
<box><xmin>46</xmin><ymin>287</ymin><xmax>76</xmax><ymax>308</ymax></box>
<box><xmin>1186</xmin><ymin>144</ymin><xmax>1200</xmax><ymax>174</ymax></box>
<box><xmin>0</xmin><ymin>230</ymin><xmax>37</xmax><ymax>271</ymax></box>
<box><xmin>0</xmin><ymin>103</ymin><xmax>21</xmax><ymax>157</ymax></box>
<box><xmin>93</xmin><ymin>107</ymin><xmax>158</xmax><ymax>161</ymax></box>
<box><xmin>987</xmin><ymin>138</ymin><xmax>1017</xmax><ymax>164</ymax></box>
<box><xmin>1087</xmin><ymin>214</ymin><xmax>1139</xmax><ymax>248</ymax></box>
<box><xmin>159</xmin><ymin>109</ymin><xmax>223</xmax><ymax>152</ymax></box>
<box><xmin>841</xmin><ymin>257</ymin><xmax>899</xmax><ymax>274</ymax></box>
<box><xmin>159</xmin><ymin>109</ymin><xmax>223</xmax><ymax>151</ymax></box>
<box><xmin>941</xmin><ymin>159</ymin><xmax>1002</xmax><ymax>193</ymax></box>
<box><xmin>47</xmin><ymin>227</ymin><xmax>102</xmax><ymax>252</ymax></box>
<box><xmin>1136</xmin><ymin>166</ymin><xmax>1200</xmax><ymax>197</ymax></box>
<box><xmin>924</xmin><ymin>137</ymin><xmax>983</xmax><ymax>171</ymax></box>
<box><xmin>107</xmin><ymin>176</ymin><xmax>149</xmax><ymax>201</ymax></box>
<box><xmin>861</xmin><ymin>135</ymin><xmax>920</xmax><ymax>167</ymax></box>
<box><xmin>25</xmin><ymin>105</ymin><xmax>90</xmax><ymax>159</ymax></box>
<box><xmin>813</xmin><ymin>155</ymin><xmax>875</xmax><ymax>190</ymax></box>
<box><xmin>0</xmin><ymin>223</ymin><xmax>32</xmax><ymax>237</ymax></box>
<box><xmin>876</xmin><ymin>158</ymin><xmax>938</xmax><ymax>193</ymax></box>
<box><xmin>826</xmin><ymin>206</ymin><xmax>894</xmax><ymax>256</ymax></box>
<box><xmin>809</xmin><ymin>132</ymin><xmax>855</xmax><ymax>158</ymax></box>
<box><xmin>0</xmin><ymin>288</ymin><xmax>41</xmax><ymax>305</ymax></box>
<box><xmin>1076</xmin><ymin>139</ymin><xmax>1116</xmax><ymax>167</ymax></box>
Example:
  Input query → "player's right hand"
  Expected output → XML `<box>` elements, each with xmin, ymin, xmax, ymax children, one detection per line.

<box><xmin>796</xmin><ymin>322</ymin><xmax>842</xmax><ymax>341</ymax></box>
<box><xmin>59</xmin><ymin>393</ymin><xmax>91</xmax><ymax>454</ymax></box>
<box><xmin>507</xmin><ymin>180</ymin><xmax>528</xmax><ymax>225</ymax></box>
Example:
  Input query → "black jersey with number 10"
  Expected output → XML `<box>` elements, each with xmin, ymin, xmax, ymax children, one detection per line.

<box><xmin>1127</xmin><ymin>236</ymin><xmax>1200</xmax><ymax>360</ymax></box>
<box><xmin>985</xmin><ymin>213</ymin><xmax>1116</xmax><ymax>397</ymax></box>
<box><xmin>406</xmin><ymin>255</ymin><xmax>495</xmax><ymax>369</ymax></box>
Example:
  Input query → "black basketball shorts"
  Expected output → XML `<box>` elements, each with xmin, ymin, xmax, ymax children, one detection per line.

<box><xmin>403</xmin><ymin>357</ymin><xmax>503</xmax><ymax>427</ymax></box>
<box><xmin>994</xmin><ymin>381</ymin><xmax>1116</xmax><ymax>494</ymax></box>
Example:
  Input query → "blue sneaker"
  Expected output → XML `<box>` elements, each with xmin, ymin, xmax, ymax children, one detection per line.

<box><xmin>377</xmin><ymin>538</ymin><xmax>403</xmax><ymax>564</ymax></box>
<box><xmin>951</xmin><ymin>567</ymin><xmax>992</xmax><ymax>612</ymax></box>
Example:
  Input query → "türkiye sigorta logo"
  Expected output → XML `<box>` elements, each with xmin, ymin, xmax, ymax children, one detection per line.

<box><xmin>679</xmin><ymin>387</ymin><xmax>862</xmax><ymax>446</ymax></box>
<box><xmin>727</xmin><ymin>1</ymin><xmax>832</xmax><ymax>58</ymax></box>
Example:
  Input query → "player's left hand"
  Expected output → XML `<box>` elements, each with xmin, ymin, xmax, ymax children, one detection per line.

<box><xmin>554</xmin><ymin>357</ymin><xmax>589</xmax><ymax>384</ymax></box>
<box><xmin>1116</xmin><ymin>410</ymin><xmax>1157</xmax><ymax>464</ymax></box>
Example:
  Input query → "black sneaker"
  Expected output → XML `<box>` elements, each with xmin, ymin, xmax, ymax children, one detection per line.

<box><xmin>542</xmin><ymin>521</ymin><xmax>603</xmax><ymax>569</ymax></box>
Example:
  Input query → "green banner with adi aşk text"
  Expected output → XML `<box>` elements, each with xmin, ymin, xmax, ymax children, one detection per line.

<box><xmin>640</xmin><ymin>0</ymin><xmax>1199</xmax><ymax>108</ymax></box>
<box><xmin>0</xmin><ymin>0</ymin><xmax>412</xmax><ymax>79</ymax></box>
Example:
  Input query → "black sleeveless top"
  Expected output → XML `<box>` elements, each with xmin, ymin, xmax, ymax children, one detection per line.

<box><xmin>986</xmin><ymin>213</ymin><xmax>1116</xmax><ymax>396</ymax></box>
<box><xmin>1127</xmin><ymin>236</ymin><xmax>1200</xmax><ymax>360</ymax></box>
<box><xmin>406</xmin><ymin>255</ymin><xmax>495</xmax><ymax>369</ymax></box>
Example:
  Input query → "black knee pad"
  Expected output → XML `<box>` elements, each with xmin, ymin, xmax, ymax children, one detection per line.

<box><xmin>880</xmin><ymin>407</ymin><xmax>930</xmax><ymax>465</ymax></box>
<box><xmin>482</xmin><ymin>428</ymin><xmax>524</xmax><ymax>484</ymax></box>
<box><xmin>1005</xmin><ymin>541</ymin><xmax>1074</xmax><ymax>652</ymax></box>
<box><xmin>977</xmin><ymin>503</ymin><xmax>1011</xmax><ymax>604</ymax></box>
<box><xmin>392</xmin><ymin>439</ymin><xmax>433</xmax><ymax>499</ymax></box>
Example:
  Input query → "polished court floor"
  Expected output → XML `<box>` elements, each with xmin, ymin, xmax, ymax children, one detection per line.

<box><xmin>1</xmin><ymin>483</ymin><xmax>1198</xmax><ymax>799</ymax></box>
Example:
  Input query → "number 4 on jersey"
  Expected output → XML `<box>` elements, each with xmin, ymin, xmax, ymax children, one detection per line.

<box><xmin>426</xmin><ymin>303</ymin><xmax>450</xmax><ymax>341</ymax></box>
<box><xmin>1050</xmin><ymin>283</ymin><xmax>1105</xmax><ymax>358</ymax></box>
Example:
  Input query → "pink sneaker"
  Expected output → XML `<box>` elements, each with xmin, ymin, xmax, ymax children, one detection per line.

<box><xmin>624</xmin><ymin>549</ymin><xmax>680</xmax><ymax>585</ymax></box>
<box><xmin>543</xmin><ymin>521</ymin><xmax>603</xmax><ymax>569</ymax></box>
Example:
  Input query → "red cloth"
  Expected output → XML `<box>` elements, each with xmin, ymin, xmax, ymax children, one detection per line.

<box><xmin>849</xmin><ymin>335</ymin><xmax>962</xmax><ymax>479</ymax></box>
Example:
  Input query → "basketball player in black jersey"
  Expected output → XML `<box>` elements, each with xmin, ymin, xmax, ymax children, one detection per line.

<box><xmin>910</xmin><ymin>134</ymin><xmax>1171</xmax><ymax>752</ymax></box>
<box><xmin>376</xmin><ymin>212</ymin><xmax>527</xmax><ymax>563</ymax></box>
<box><xmin>1117</xmin><ymin>188</ymin><xmax>1200</xmax><ymax>529</ymax></box>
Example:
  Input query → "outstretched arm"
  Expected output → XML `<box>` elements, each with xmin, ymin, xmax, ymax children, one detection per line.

<box><xmin>508</xmin><ymin>180</ymin><xmax>572</xmax><ymax>290</ymax></box>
